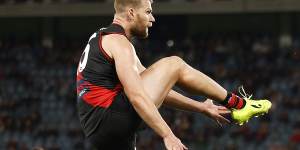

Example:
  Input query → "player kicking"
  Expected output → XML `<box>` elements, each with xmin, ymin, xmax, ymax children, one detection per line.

<box><xmin>76</xmin><ymin>0</ymin><xmax>272</xmax><ymax>149</ymax></box>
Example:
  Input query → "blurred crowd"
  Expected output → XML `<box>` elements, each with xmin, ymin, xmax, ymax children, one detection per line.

<box><xmin>0</xmin><ymin>32</ymin><xmax>300</xmax><ymax>150</ymax></box>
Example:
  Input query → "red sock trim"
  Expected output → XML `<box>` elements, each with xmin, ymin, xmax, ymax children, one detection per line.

<box><xmin>226</xmin><ymin>94</ymin><xmax>236</xmax><ymax>108</ymax></box>
<box><xmin>226</xmin><ymin>94</ymin><xmax>245</xmax><ymax>109</ymax></box>
<box><xmin>236</xmin><ymin>97</ymin><xmax>245</xmax><ymax>109</ymax></box>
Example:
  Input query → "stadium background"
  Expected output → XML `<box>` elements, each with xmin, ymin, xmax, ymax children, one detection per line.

<box><xmin>0</xmin><ymin>0</ymin><xmax>300</xmax><ymax>149</ymax></box>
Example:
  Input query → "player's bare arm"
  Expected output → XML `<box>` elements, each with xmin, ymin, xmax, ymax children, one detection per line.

<box><xmin>102</xmin><ymin>33</ymin><xmax>185</xmax><ymax>144</ymax></box>
<box><xmin>102</xmin><ymin>34</ymin><xmax>170</xmax><ymax>137</ymax></box>
<box><xmin>164</xmin><ymin>91</ymin><xmax>230</xmax><ymax>125</ymax></box>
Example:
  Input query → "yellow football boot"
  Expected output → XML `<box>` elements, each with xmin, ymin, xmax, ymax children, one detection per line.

<box><xmin>231</xmin><ymin>86</ymin><xmax>272</xmax><ymax>125</ymax></box>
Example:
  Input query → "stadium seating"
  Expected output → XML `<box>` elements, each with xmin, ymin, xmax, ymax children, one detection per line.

<box><xmin>0</xmin><ymin>33</ymin><xmax>299</xmax><ymax>149</ymax></box>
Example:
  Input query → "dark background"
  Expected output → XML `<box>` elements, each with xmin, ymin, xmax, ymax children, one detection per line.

<box><xmin>0</xmin><ymin>0</ymin><xmax>300</xmax><ymax>149</ymax></box>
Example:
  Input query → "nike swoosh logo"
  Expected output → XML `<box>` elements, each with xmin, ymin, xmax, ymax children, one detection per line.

<box><xmin>251</xmin><ymin>104</ymin><xmax>262</xmax><ymax>108</ymax></box>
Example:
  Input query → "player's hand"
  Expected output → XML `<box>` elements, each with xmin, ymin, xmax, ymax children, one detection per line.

<box><xmin>163</xmin><ymin>133</ymin><xmax>188</xmax><ymax>150</ymax></box>
<box><xmin>203</xmin><ymin>99</ymin><xmax>231</xmax><ymax>127</ymax></box>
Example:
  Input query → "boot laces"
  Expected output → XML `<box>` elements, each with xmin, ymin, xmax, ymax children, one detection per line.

<box><xmin>238</xmin><ymin>86</ymin><xmax>252</xmax><ymax>99</ymax></box>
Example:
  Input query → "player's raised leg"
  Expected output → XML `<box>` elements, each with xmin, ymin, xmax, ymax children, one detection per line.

<box><xmin>139</xmin><ymin>56</ymin><xmax>271</xmax><ymax>125</ymax></box>
<box><xmin>139</xmin><ymin>56</ymin><xmax>227</xmax><ymax>107</ymax></box>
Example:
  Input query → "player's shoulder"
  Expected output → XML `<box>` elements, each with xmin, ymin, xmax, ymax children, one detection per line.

<box><xmin>99</xmin><ymin>24</ymin><xmax>135</xmax><ymax>54</ymax></box>
<box><xmin>103</xmin><ymin>34</ymin><xmax>133</xmax><ymax>49</ymax></box>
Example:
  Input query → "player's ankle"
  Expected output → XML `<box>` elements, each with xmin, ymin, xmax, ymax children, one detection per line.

<box><xmin>220</xmin><ymin>93</ymin><xmax>246</xmax><ymax>109</ymax></box>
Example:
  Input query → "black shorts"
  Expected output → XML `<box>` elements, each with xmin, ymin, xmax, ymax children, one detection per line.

<box><xmin>77</xmin><ymin>91</ymin><xmax>142</xmax><ymax>150</ymax></box>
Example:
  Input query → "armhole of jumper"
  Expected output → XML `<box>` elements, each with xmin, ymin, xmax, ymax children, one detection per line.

<box><xmin>98</xmin><ymin>32</ymin><xmax>114</xmax><ymax>64</ymax></box>
<box><xmin>98</xmin><ymin>32</ymin><xmax>128</xmax><ymax>64</ymax></box>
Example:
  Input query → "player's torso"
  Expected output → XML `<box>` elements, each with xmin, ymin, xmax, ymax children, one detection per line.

<box><xmin>77</xmin><ymin>32</ymin><xmax>118</xmax><ymax>89</ymax></box>
<box><xmin>76</xmin><ymin>24</ymin><xmax>127</xmax><ymax>108</ymax></box>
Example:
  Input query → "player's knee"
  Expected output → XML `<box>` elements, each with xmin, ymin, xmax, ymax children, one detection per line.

<box><xmin>159</xmin><ymin>56</ymin><xmax>185</xmax><ymax>71</ymax></box>
<box><xmin>167</xmin><ymin>56</ymin><xmax>185</xmax><ymax>66</ymax></box>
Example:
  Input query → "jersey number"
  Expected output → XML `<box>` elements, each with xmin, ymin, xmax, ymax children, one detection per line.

<box><xmin>77</xmin><ymin>33</ymin><xmax>97</xmax><ymax>74</ymax></box>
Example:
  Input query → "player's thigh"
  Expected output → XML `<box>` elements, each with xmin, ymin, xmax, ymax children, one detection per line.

<box><xmin>140</xmin><ymin>56</ymin><xmax>184</xmax><ymax>107</ymax></box>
